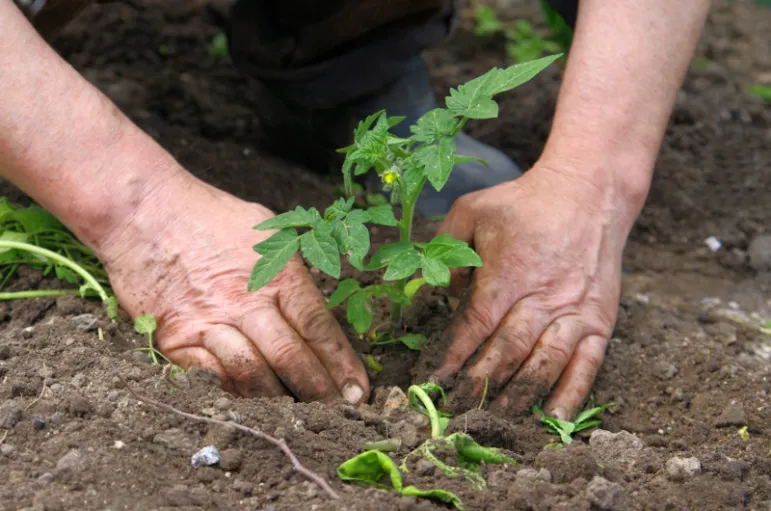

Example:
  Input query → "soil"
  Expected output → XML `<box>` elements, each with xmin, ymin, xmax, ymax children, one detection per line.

<box><xmin>1</xmin><ymin>0</ymin><xmax>771</xmax><ymax>510</ymax></box>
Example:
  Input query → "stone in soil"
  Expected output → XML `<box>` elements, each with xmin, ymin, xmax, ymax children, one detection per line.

<box><xmin>666</xmin><ymin>456</ymin><xmax>702</xmax><ymax>482</ymax></box>
<box><xmin>714</xmin><ymin>401</ymin><xmax>747</xmax><ymax>427</ymax></box>
<box><xmin>589</xmin><ymin>429</ymin><xmax>645</xmax><ymax>474</ymax></box>
<box><xmin>747</xmin><ymin>234</ymin><xmax>771</xmax><ymax>271</ymax></box>
<box><xmin>71</xmin><ymin>313</ymin><xmax>99</xmax><ymax>332</ymax></box>
<box><xmin>0</xmin><ymin>400</ymin><xmax>23</xmax><ymax>429</ymax></box>
<box><xmin>56</xmin><ymin>449</ymin><xmax>83</xmax><ymax>471</ymax></box>
<box><xmin>586</xmin><ymin>476</ymin><xmax>625</xmax><ymax>510</ymax></box>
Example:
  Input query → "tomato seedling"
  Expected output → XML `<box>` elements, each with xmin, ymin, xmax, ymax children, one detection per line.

<box><xmin>247</xmin><ymin>56</ymin><xmax>561</xmax><ymax>349</ymax></box>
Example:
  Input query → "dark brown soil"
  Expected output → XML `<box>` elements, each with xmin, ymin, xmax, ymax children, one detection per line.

<box><xmin>1</xmin><ymin>1</ymin><xmax>770</xmax><ymax>510</ymax></box>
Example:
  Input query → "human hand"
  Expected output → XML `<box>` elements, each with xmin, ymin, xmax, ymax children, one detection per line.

<box><xmin>432</xmin><ymin>163</ymin><xmax>638</xmax><ymax>420</ymax></box>
<box><xmin>100</xmin><ymin>173</ymin><xmax>370</xmax><ymax>405</ymax></box>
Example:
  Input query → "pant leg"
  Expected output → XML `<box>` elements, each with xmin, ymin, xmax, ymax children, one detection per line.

<box><xmin>227</xmin><ymin>0</ymin><xmax>463</xmax><ymax>110</ymax></box>
<box><xmin>14</xmin><ymin>0</ymin><xmax>95</xmax><ymax>41</ymax></box>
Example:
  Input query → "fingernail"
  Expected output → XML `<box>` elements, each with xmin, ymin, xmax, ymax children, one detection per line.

<box><xmin>342</xmin><ymin>382</ymin><xmax>364</xmax><ymax>405</ymax></box>
<box><xmin>551</xmin><ymin>407</ymin><xmax>567</xmax><ymax>421</ymax></box>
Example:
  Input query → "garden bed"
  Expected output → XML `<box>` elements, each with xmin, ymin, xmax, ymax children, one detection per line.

<box><xmin>0</xmin><ymin>0</ymin><xmax>770</xmax><ymax>509</ymax></box>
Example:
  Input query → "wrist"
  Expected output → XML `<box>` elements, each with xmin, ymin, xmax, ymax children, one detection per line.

<box><xmin>534</xmin><ymin>145</ymin><xmax>653</xmax><ymax>228</ymax></box>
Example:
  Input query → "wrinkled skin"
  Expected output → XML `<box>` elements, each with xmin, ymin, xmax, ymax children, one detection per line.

<box><xmin>432</xmin><ymin>164</ymin><xmax>634</xmax><ymax>420</ymax></box>
<box><xmin>100</xmin><ymin>172</ymin><xmax>370</xmax><ymax>404</ymax></box>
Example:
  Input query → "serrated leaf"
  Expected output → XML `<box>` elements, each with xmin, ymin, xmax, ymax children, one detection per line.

<box><xmin>489</xmin><ymin>54</ymin><xmax>562</xmax><ymax>95</ymax></box>
<box><xmin>332</xmin><ymin>217</ymin><xmax>370</xmax><ymax>271</ymax></box>
<box><xmin>445</xmin><ymin>55</ymin><xmax>560</xmax><ymax>119</ymax></box>
<box><xmin>417</xmin><ymin>138</ymin><xmax>456</xmax><ymax>191</ymax></box>
<box><xmin>410</xmin><ymin>108</ymin><xmax>457</xmax><ymax>143</ymax></box>
<box><xmin>365</xmin><ymin>205</ymin><xmax>397</xmax><ymax>226</ymax></box>
<box><xmin>249</xmin><ymin>229</ymin><xmax>300</xmax><ymax>291</ymax></box>
<box><xmin>397</xmin><ymin>333</ymin><xmax>428</xmax><ymax>351</ymax></box>
<box><xmin>384</xmin><ymin>249</ymin><xmax>422</xmax><ymax>281</ymax></box>
<box><xmin>134</xmin><ymin>313</ymin><xmax>157</xmax><ymax>335</ymax></box>
<box><xmin>421</xmin><ymin>257</ymin><xmax>451</xmax><ymax>287</ymax></box>
<box><xmin>324</xmin><ymin>197</ymin><xmax>354</xmax><ymax>220</ymax></box>
<box><xmin>424</xmin><ymin>234</ymin><xmax>482</xmax><ymax>268</ymax></box>
<box><xmin>379</xmin><ymin>285</ymin><xmax>411</xmax><ymax>305</ymax></box>
<box><xmin>347</xmin><ymin>291</ymin><xmax>373</xmax><ymax>335</ymax></box>
<box><xmin>254</xmin><ymin>206</ymin><xmax>321</xmax><ymax>231</ymax></box>
<box><xmin>366</xmin><ymin>242</ymin><xmax>413</xmax><ymax>270</ymax></box>
<box><xmin>328</xmin><ymin>279</ymin><xmax>361</xmax><ymax>308</ymax></box>
<box><xmin>300</xmin><ymin>230</ymin><xmax>341</xmax><ymax>278</ymax></box>
<box><xmin>454</xmin><ymin>154</ymin><xmax>488</xmax><ymax>167</ymax></box>
<box><xmin>401</xmin><ymin>161</ymin><xmax>427</xmax><ymax>203</ymax></box>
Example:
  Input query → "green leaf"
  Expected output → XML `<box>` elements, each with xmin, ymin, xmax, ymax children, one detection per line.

<box><xmin>0</xmin><ymin>231</ymin><xmax>28</xmax><ymax>254</ymax></box>
<box><xmin>401</xmin><ymin>161</ymin><xmax>428</xmax><ymax>203</ymax></box>
<box><xmin>401</xmin><ymin>487</ymin><xmax>463</xmax><ymax>509</ymax></box>
<box><xmin>55</xmin><ymin>266</ymin><xmax>79</xmax><ymax>285</ymax></box>
<box><xmin>332</xmin><ymin>218</ymin><xmax>370</xmax><ymax>271</ymax></box>
<box><xmin>418</xmin><ymin>382</ymin><xmax>448</xmax><ymax>406</ymax></box>
<box><xmin>574</xmin><ymin>403</ymin><xmax>613</xmax><ymax>425</ymax></box>
<box><xmin>324</xmin><ymin>197</ymin><xmax>354</xmax><ymax>220</ymax></box>
<box><xmin>424</xmin><ymin>234</ymin><xmax>482</xmax><ymax>268</ymax></box>
<box><xmin>397</xmin><ymin>333</ymin><xmax>428</xmax><ymax>351</ymax></box>
<box><xmin>300</xmin><ymin>230</ymin><xmax>341</xmax><ymax>278</ymax></box>
<box><xmin>347</xmin><ymin>291</ymin><xmax>373</xmax><ymax>335</ymax></box>
<box><xmin>410</xmin><ymin>108</ymin><xmax>457</xmax><ymax>144</ymax></box>
<box><xmin>134</xmin><ymin>313</ymin><xmax>157</xmax><ymax>335</ymax></box>
<box><xmin>338</xmin><ymin>450</ymin><xmax>401</xmax><ymax>490</ymax></box>
<box><xmin>378</xmin><ymin>285</ymin><xmax>411</xmax><ymax>306</ymax></box>
<box><xmin>0</xmin><ymin>197</ymin><xmax>15</xmax><ymax>224</ymax></box>
<box><xmin>254</xmin><ymin>206</ymin><xmax>321</xmax><ymax>231</ymax></box>
<box><xmin>384</xmin><ymin>248</ymin><xmax>422</xmax><ymax>281</ymax></box>
<box><xmin>573</xmin><ymin>419</ymin><xmax>602</xmax><ymax>433</ymax></box>
<box><xmin>208</xmin><ymin>32</ymin><xmax>228</xmax><ymax>57</ymax></box>
<box><xmin>452</xmin><ymin>433</ymin><xmax>518</xmax><ymax>465</ymax></box>
<box><xmin>417</xmin><ymin>138</ymin><xmax>457</xmax><ymax>192</ymax></box>
<box><xmin>445</xmin><ymin>55</ymin><xmax>561</xmax><ymax>119</ymax></box>
<box><xmin>328</xmin><ymin>279</ymin><xmax>361</xmax><ymax>308</ymax></box>
<box><xmin>454</xmin><ymin>154</ymin><xmax>488</xmax><ymax>167</ymax></box>
<box><xmin>249</xmin><ymin>229</ymin><xmax>300</xmax><ymax>291</ymax></box>
<box><xmin>366</xmin><ymin>242</ymin><xmax>413</xmax><ymax>270</ymax></box>
<box><xmin>365</xmin><ymin>205</ymin><xmax>397</xmax><ymax>226</ymax></box>
<box><xmin>11</xmin><ymin>205</ymin><xmax>64</xmax><ymax>234</ymax></box>
<box><xmin>421</xmin><ymin>257</ymin><xmax>451</xmax><ymax>287</ymax></box>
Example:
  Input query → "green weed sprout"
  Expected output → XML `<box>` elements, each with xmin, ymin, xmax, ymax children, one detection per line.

<box><xmin>134</xmin><ymin>313</ymin><xmax>160</xmax><ymax>365</ymax></box>
<box><xmin>0</xmin><ymin>198</ymin><xmax>117</xmax><ymax>319</ymax></box>
<box><xmin>338</xmin><ymin>381</ymin><xmax>517</xmax><ymax>510</ymax></box>
<box><xmin>534</xmin><ymin>403</ymin><xmax>613</xmax><ymax>445</ymax></box>
<box><xmin>247</xmin><ymin>56</ymin><xmax>561</xmax><ymax>349</ymax></box>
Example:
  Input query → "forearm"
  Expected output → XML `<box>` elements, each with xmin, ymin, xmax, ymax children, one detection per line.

<box><xmin>0</xmin><ymin>1</ymin><xmax>185</xmax><ymax>257</ymax></box>
<box><xmin>539</xmin><ymin>0</ymin><xmax>710</xmax><ymax>218</ymax></box>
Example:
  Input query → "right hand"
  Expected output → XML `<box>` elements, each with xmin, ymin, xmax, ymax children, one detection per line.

<box><xmin>99</xmin><ymin>171</ymin><xmax>370</xmax><ymax>405</ymax></box>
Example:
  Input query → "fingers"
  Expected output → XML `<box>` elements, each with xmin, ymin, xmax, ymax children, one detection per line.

<box><xmin>164</xmin><ymin>327</ymin><xmax>287</xmax><ymax>398</ymax></box>
<box><xmin>488</xmin><ymin>316</ymin><xmax>586</xmax><ymax>414</ymax></box>
<box><xmin>239</xmin><ymin>306</ymin><xmax>340</xmax><ymax>404</ymax></box>
<box><xmin>277</xmin><ymin>276</ymin><xmax>370</xmax><ymax>405</ymax></box>
<box><xmin>542</xmin><ymin>334</ymin><xmax>609</xmax><ymax>421</ymax></box>
<box><xmin>432</xmin><ymin>274</ymin><xmax>513</xmax><ymax>383</ymax></box>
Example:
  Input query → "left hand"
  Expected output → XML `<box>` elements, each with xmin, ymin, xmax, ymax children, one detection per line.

<box><xmin>431</xmin><ymin>162</ymin><xmax>638</xmax><ymax>420</ymax></box>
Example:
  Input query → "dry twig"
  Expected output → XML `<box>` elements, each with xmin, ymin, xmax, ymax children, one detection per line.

<box><xmin>25</xmin><ymin>377</ymin><xmax>48</xmax><ymax>412</ymax></box>
<box><xmin>120</xmin><ymin>377</ymin><xmax>340</xmax><ymax>500</ymax></box>
<box><xmin>0</xmin><ymin>430</ymin><xmax>8</xmax><ymax>446</ymax></box>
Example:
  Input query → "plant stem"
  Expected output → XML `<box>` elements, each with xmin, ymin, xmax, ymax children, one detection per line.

<box><xmin>0</xmin><ymin>241</ymin><xmax>111</xmax><ymax>304</ymax></box>
<box><xmin>390</xmin><ymin>177</ymin><xmax>425</xmax><ymax>329</ymax></box>
<box><xmin>408</xmin><ymin>384</ymin><xmax>443</xmax><ymax>439</ymax></box>
<box><xmin>0</xmin><ymin>289</ymin><xmax>76</xmax><ymax>300</ymax></box>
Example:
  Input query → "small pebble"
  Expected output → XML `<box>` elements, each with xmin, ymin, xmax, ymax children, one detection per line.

<box><xmin>213</xmin><ymin>397</ymin><xmax>231</xmax><ymax>411</ymax></box>
<box><xmin>21</xmin><ymin>327</ymin><xmax>35</xmax><ymax>339</ymax></box>
<box><xmin>415</xmin><ymin>459</ymin><xmax>435</xmax><ymax>477</ymax></box>
<box><xmin>666</xmin><ymin>456</ymin><xmax>701</xmax><ymax>482</ymax></box>
<box><xmin>114</xmin><ymin>441</ymin><xmax>125</xmax><ymax>449</ymax></box>
<box><xmin>0</xmin><ymin>444</ymin><xmax>15</xmax><ymax>456</ymax></box>
<box><xmin>32</xmin><ymin>417</ymin><xmax>46</xmax><ymax>430</ymax></box>
<box><xmin>56</xmin><ymin>449</ymin><xmax>82</xmax><ymax>471</ymax></box>
<box><xmin>191</xmin><ymin>445</ymin><xmax>221</xmax><ymax>468</ymax></box>
<box><xmin>72</xmin><ymin>314</ymin><xmax>99</xmax><ymax>332</ymax></box>
<box><xmin>586</xmin><ymin>475</ymin><xmax>625</xmax><ymax>510</ymax></box>
<box><xmin>36</xmin><ymin>473</ymin><xmax>55</xmax><ymax>485</ymax></box>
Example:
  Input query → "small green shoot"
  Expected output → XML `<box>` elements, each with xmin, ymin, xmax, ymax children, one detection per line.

<box><xmin>534</xmin><ymin>403</ymin><xmax>613</xmax><ymax>445</ymax></box>
<box><xmin>209</xmin><ymin>32</ymin><xmax>228</xmax><ymax>58</ymax></box>
<box><xmin>338</xmin><ymin>381</ymin><xmax>517</xmax><ymax>509</ymax></box>
<box><xmin>248</xmin><ymin>57</ymin><xmax>561</xmax><ymax>350</ymax></box>
<box><xmin>750</xmin><ymin>84</ymin><xmax>771</xmax><ymax>103</ymax></box>
<box><xmin>134</xmin><ymin>313</ymin><xmax>160</xmax><ymax>365</ymax></box>
<box><xmin>477</xmin><ymin>374</ymin><xmax>489</xmax><ymax>410</ymax></box>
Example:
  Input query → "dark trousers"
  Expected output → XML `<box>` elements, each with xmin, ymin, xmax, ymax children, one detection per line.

<box><xmin>227</xmin><ymin>0</ymin><xmax>578</xmax><ymax>109</ymax></box>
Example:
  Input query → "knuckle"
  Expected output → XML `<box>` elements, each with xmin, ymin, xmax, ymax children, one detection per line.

<box><xmin>299</xmin><ymin>307</ymin><xmax>337</xmax><ymax>339</ymax></box>
<box><xmin>463</xmin><ymin>303</ymin><xmax>498</xmax><ymax>338</ymax></box>
<box><xmin>266</xmin><ymin>335</ymin><xmax>303</xmax><ymax>370</ymax></box>
<box><xmin>498</xmin><ymin>324</ymin><xmax>537</xmax><ymax>362</ymax></box>
<box><xmin>541</xmin><ymin>341</ymin><xmax>572</xmax><ymax>368</ymax></box>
